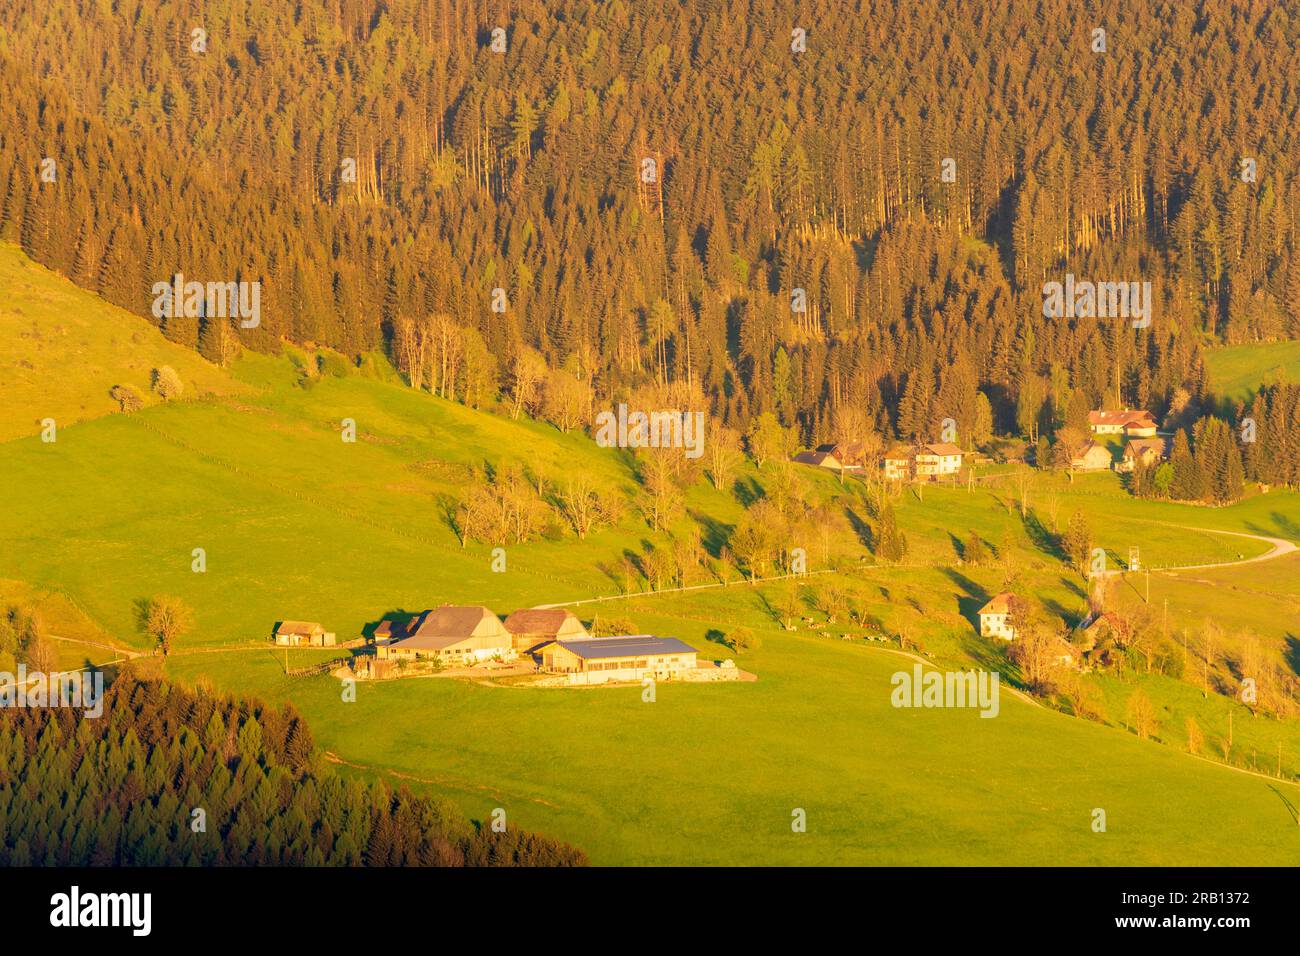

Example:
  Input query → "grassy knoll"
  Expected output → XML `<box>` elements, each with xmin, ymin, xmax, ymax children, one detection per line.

<box><xmin>0</xmin><ymin>243</ymin><xmax>243</xmax><ymax>442</ymax></box>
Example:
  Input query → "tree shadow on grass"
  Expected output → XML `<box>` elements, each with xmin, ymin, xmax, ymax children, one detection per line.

<box><xmin>1285</xmin><ymin>634</ymin><xmax>1300</xmax><ymax>678</ymax></box>
<box><xmin>1021</xmin><ymin>507</ymin><xmax>1064</xmax><ymax>561</ymax></box>
<box><xmin>845</xmin><ymin>507</ymin><xmax>874</xmax><ymax>550</ymax></box>
<box><xmin>1059</xmin><ymin>576</ymin><xmax>1086</xmax><ymax>600</ymax></box>
<box><xmin>938</xmin><ymin>568</ymin><xmax>991</xmax><ymax>632</ymax></box>
<box><xmin>954</xmin><ymin>631</ymin><xmax>1014</xmax><ymax>676</ymax></box>
<box><xmin>688</xmin><ymin>508</ymin><xmax>733</xmax><ymax>559</ymax></box>
<box><xmin>732</xmin><ymin>476</ymin><xmax>764</xmax><ymax>507</ymax></box>
<box><xmin>1043</xmin><ymin>598</ymin><xmax>1084</xmax><ymax>628</ymax></box>
<box><xmin>1269</xmin><ymin>512</ymin><xmax>1300</xmax><ymax>542</ymax></box>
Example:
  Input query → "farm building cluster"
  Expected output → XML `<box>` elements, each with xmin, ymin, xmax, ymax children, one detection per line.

<box><xmin>977</xmin><ymin>592</ymin><xmax>1121</xmax><ymax>671</ymax></box>
<box><xmin>1071</xmin><ymin>409</ymin><xmax>1167</xmax><ymax>473</ymax></box>
<box><xmin>273</xmin><ymin>606</ymin><xmax>737</xmax><ymax>686</ymax></box>
<box><xmin>794</xmin><ymin>441</ymin><xmax>964</xmax><ymax>481</ymax></box>
<box><xmin>795</xmin><ymin>408</ymin><xmax>1167</xmax><ymax>478</ymax></box>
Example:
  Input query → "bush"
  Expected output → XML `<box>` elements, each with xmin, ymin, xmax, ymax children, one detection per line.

<box><xmin>150</xmin><ymin>366</ymin><xmax>183</xmax><ymax>400</ymax></box>
<box><xmin>317</xmin><ymin>351</ymin><xmax>353</xmax><ymax>378</ymax></box>
<box><xmin>109</xmin><ymin>384</ymin><xmax>145</xmax><ymax>412</ymax></box>
<box><xmin>727</xmin><ymin>627</ymin><xmax>760</xmax><ymax>653</ymax></box>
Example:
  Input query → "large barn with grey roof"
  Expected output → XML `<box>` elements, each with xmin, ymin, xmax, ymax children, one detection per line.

<box><xmin>538</xmin><ymin>635</ymin><xmax>698</xmax><ymax>683</ymax></box>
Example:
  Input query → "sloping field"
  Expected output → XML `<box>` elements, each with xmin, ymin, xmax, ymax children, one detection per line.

<box><xmin>0</xmin><ymin>243</ymin><xmax>242</xmax><ymax>442</ymax></box>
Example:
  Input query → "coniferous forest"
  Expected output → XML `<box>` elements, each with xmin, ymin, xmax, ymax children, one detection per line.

<box><xmin>0</xmin><ymin>676</ymin><xmax>587</xmax><ymax>866</ymax></box>
<box><xmin>1</xmin><ymin>0</ymin><xmax>1297</xmax><ymax>476</ymax></box>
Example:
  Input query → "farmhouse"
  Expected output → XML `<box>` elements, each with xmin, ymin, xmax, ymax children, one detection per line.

<box><xmin>273</xmin><ymin>621</ymin><xmax>336</xmax><ymax>647</ymax></box>
<box><xmin>793</xmin><ymin>447</ymin><xmax>846</xmax><ymax>470</ymax></box>
<box><xmin>793</xmin><ymin>442</ymin><xmax>867</xmax><ymax>472</ymax></box>
<box><xmin>914</xmin><ymin>443</ymin><xmax>963</xmax><ymax>480</ymax></box>
<box><xmin>380</xmin><ymin>605</ymin><xmax>515</xmax><ymax>663</ymax></box>
<box><xmin>1051</xmin><ymin>639</ymin><xmax>1080</xmax><ymax>669</ymax></box>
<box><xmin>882</xmin><ymin>445</ymin><xmax>913</xmax><ymax>481</ymax></box>
<box><xmin>1070</xmin><ymin>440</ymin><xmax>1113</xmax><ymax>471</ymax></box>
<box><xmin>1116</xmin><ymin>436</ymin><xmax>1171</xmax><ymax>474</ymax></box>
<box><xmin>503</xmin><ymin>607</ymin><xmax>589</xmax><ymax>651</ymax></box>
<box><xmin>977</xmin><ymin>593</ymin><xmax>1017</xmax><ymax>640</ymax></box>
<box><xmin>538</xmin><ymin>635</ymin><xmax>698</xmax><ymax>684</ymax></box>
<box><xmin>1088</xmin><ymin>409</ymin><xmax>1158</xmax><ymax>438</ymax></box>
<box><xmin>1078</xmin><ymin>610</ymin><xmax>1122</xmax><ymax>644</ymax></box>
<box><xmin>882</xmin><ymin>443</ymin><xmax>963</xmax><ymax>481</ymax></box>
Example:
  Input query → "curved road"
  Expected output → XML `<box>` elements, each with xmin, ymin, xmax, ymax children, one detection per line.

<box><xmin>1103</xmin><ymin>523</ymin><xmax>1298</xmax><ymax>576</ymax></box>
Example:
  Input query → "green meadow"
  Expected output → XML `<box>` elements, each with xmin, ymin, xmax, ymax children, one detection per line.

<box><xmin>162</xmin><ymin>629</ymin><xmax>1300</xmax><ymax>866</ymax></box>
<box><xmin>3</xmin><ymin>248</ymin><xmax>1300</xmax><ymax>865</ymax></box>
<box><xmin>1204</xmin><ymin>340</ymin><xmax>1300</xmax><ymax>403</ymax></box>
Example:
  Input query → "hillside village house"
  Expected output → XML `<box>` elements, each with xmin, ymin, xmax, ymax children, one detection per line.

<box><xmin>883</xmin><ymin>446</ymin><xmax>913</xmax><ymax>481</ymax></box>
<box><xmin>1116</xmin><ymin>436</ymin><xmax>1171</xmax><ymax>474</ymax></box>
<box><xmin>977</xmin><ymin>593</ymin><xmax>1017</xmax><ymax>640</ymax></box>
<box><xmin>503</xmin><ymin>607</ymin><xmax>589</xmax><ymax>651</ymax></box>
<box><xmin>1074</xmin><ymin>611</ymin><xmax>1125</xmax><ymax>668</ymax></box>
<box><xmin>538</xmin><ymin>635</ymin><xmax>698</xmax><ymax>684</ymax></box>
<box><xmin>379</xmin><ymin>605</ymin><xmax>515</xmax><ymax>663</ymax></box>
<box><xmin>1078</xmin><ymin>610</ymin><xmax>1126</xmax><ymax>647</ymax></box>
<box><xmin>883</xmin><ymin>443</ymin><xmax>964</xmax><ymax>481</ymax></box>
<box><xmin>1070</xmin><ymin>440</ymin><xmax>1113</xmax><ymax>471</ymax></box>
<box><xmin>914</xmin><ymin>443</ymin><xmax>964</xmax><ymax>480</ymax></box>
<box><xmin>1088</xmin><ymin>409</ymin><xmax>1158</xmax><ymax>438</ymax></box>
<box><xmin>274</xmin><ymin>621</ymin><xmax>336</xmax><ymax>647</ymax></box>
<box><xmin>793</xmin><ymin>441</ymin><xmax>869</xmax><ymax>472</ymax></box>
<box><xmin>793</xmin><ymin>446</ymin><xmax>848</xmax><ymax>471</ymax></box>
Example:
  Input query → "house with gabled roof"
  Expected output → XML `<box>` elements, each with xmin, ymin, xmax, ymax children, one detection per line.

<box><xmin>274</xmin><ymin>621</ymin><xmax>336</xmax><ymax>647</ymax></box>
<box><xmin>1070</xmin><ymin>440</ymin><xmax>1113</xmax><ymax>471</ymax></box>
<box><xmin>977</xmin><ymin>593</ymin><xmax>1017</xmax><ymax>640</ymax></box>
<box><xmin>503</xmin><ymin>607</ymin><xmax>588</xmax><ymax>651</ymax></box>
<box><xmin>1116</xmin><ymin>436</ymin><xmax>1171</xmax><ymax>474</ymax></box>
<box><xmin>882</xmin><ymin>442</ymin><xmax>964</xmax><ymax>482</ymax></box>
<box><xmin>882</xmin><ymin>445</ymin><xmax>913</xmax><ymax>481</ymax></box>
<box><xmin>380</xmin><ymin>605</ymin><xmax>515</xmax><ymax>663</ymax></box>
<box><xmin>914</xmin><ymin>442</ymin><xmax>963</xmax><ymax>480</ymax></box>
<box><xmin>794</xmin><ymin>442</ymin><xmax>869</xmax><ymax>472</ymax></box>
<box><xmin>793</xmin><ymin>447</ymin><xmax>846</xmax><ymax>470</ymax></box>
<box><xmin>1088</xmin><ymin>409</ymin><xmax>1158</xmax><ymax>438</ymax></box>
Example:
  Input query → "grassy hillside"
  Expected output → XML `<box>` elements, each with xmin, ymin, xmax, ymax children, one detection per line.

<box><xmin>163</xmin><ymin>622</ymin><xmax>1300</xmax><ymax>866</ymax></box>
<box><xmin>1204</xmin><ymin>340</ymin><xmax>1300</xmax><ymax>403</ymax></box>
<box><xmin>2</xmin><ymin>354</ymin><xmax>1299</xmax><ymax>865</ymax></box>
<box><xmin>0</xmin><ymin>243</ymin><xmax>243</xmax><ymax>442</ymax></box>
